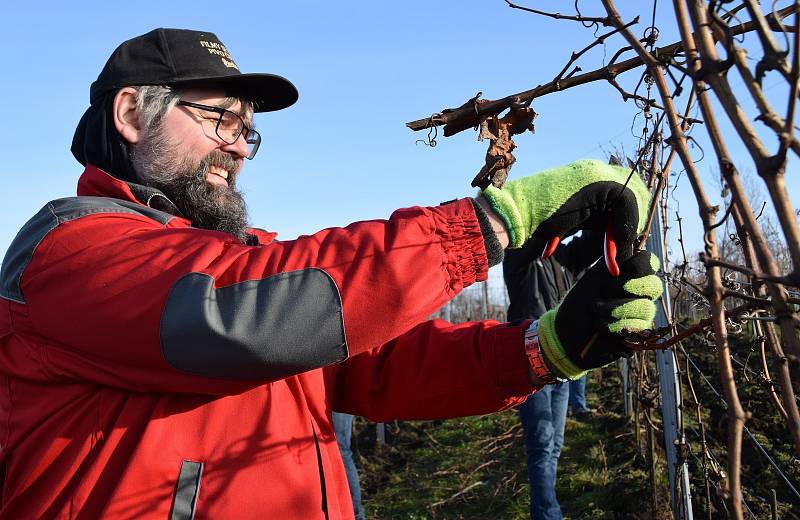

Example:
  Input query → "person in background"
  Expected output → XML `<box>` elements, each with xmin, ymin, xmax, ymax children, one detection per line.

<box><xmin>504</xmin><ymin>232</ymin><xmax>603</xmax><ymax>520</ymax></box>
<box><xmin>332</xmin><ymin>412</ymin><xmax>366</xmax><ymax>520</ymax></box>
<box><xmin>568</xmin><ymin>375</ymin><xmax>596</xmax><ymax>420</ymax></box>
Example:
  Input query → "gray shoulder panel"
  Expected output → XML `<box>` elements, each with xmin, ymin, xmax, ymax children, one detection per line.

<box><xmin>0</xmin><ymin>196</ymin><xmax>175</xmax><ymax>303</ymax></box>
<box><xmin>160</xmin><ymin>268</ymin><xmax>348</xmax><ymax>380</ymax></box>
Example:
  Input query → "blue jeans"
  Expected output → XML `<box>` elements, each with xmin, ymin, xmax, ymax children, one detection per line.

<box><xmin>518</xmin><ymin>382</ymin><xmax>569</xmax><ymax>520</ymax></box>
<box><xmin>332</xmin><ymin>412</ymin><xmax>365</xmax><ymax>520</ymax></box>
<box><xmin>568</xmin><ymin>375</ymin><xmax>590</xmax><ymax>413</ymax></box>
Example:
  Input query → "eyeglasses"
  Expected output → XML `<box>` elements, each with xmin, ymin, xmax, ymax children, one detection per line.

<box><xmin>176</xmin><ymin>100</ymin><xmax>261</xmax><ymax>160</ymax></box>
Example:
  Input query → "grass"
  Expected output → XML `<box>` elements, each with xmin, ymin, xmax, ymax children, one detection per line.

<box><xmin>356</xmin><ymin>413</ymin><xmax>530</xmax><ymax>519</ymax></box>
<box><xmin>351</xmin><ymin>341</ymin><xmax>800</xmax><ymax>518</ymax></box>
<box><xmin>354</xmin><ymin>366</ymin><xmax>674</xmax><ymax>519</ymax></box>
<box><xmin>677</xmin><ymin>336</ymin><xmax>800</xmax><ymax>519</ymax></box>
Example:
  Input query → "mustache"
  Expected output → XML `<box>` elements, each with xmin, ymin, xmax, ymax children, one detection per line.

<box><xmin>199</xmin><ymin>151</ymin><xmax>239</xmax><ymax>184</ymax></box>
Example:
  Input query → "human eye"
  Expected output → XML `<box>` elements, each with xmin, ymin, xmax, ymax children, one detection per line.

<box><xmin>219</xmin><ymin>112</ymin><xmax>241</xmax><ymax>130</ymax></box>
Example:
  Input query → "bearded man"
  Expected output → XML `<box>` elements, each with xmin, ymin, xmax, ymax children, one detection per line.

<box><xmin>0</xmin><ymin>28</ymin><xmax>662</xmax><ymax>519</ymax></box>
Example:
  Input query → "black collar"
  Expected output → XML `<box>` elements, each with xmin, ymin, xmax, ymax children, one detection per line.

<box><xmin>125</xmin><ymin>182</ymin><xmax>184</xmax><ymax>218</ymax></box>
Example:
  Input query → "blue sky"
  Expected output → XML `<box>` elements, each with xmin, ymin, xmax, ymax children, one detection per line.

<box><xmin>2</xmin><ymin>0</ymin><xmax>797</xmax><ymax>272</ymax></box>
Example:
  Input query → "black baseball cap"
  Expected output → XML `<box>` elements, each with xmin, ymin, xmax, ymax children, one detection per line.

<box><xmin>89</xmin><ymin>28</ymin><xmax>298</xmax><ymax>112</ymax></box>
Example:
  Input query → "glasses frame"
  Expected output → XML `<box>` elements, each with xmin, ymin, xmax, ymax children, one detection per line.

<box><xmin>176</xmin><ymin>100</ymin><xmax>261</xmax><ymax>160</ymax></box>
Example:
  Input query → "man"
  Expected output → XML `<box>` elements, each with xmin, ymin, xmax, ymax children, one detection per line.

<box><xmin>504</xmin><ymin>232</ymin><xmax>603</xmax><ymax>520</ymax></box>
<box><xmin>0</xmin><ymin>29</ymin><xmax>661</xmax><ymax>519</ymax></box>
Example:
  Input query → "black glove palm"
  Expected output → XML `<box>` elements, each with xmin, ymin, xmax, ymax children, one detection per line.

<box><xmin>538</xmin><ymin>250</ymin><xmax>663</xmax><ymax>379</ymax></box>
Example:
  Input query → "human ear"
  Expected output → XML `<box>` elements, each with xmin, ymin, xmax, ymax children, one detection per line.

<box><xmin>113</xmin><ymin>87</ymin><xmax>142</xmax><ymax>144</ymax></box>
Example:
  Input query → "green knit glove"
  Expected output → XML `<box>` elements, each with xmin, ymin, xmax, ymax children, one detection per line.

<box><xmin>480</xmin><ymin>159</ymin><xmax>650</xmax><ymax>262</ymax></box>
<box><xmin>538</xmin><ymin>250</ymin><xmax>663</xmax><ymax>379</ymax></box>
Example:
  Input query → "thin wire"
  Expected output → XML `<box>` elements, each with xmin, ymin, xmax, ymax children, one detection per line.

<box><xmin>729</xmin><ymin>353</ymin><xmax>800</xmax><ymax>404</ymax></box>
<box><xmin>742</xmin><ymin>424</ymin><xmax>800</xmax><ymax>501</ymax></box>
<box><xmin>683</xmin><ymin>351</ymin><xmax>800</xmax><ymax>502</ymax></box>
<box><xmin>685</xmin><ymin>425</ymin><xmax>760</xmax><ymax>518</ymax></box>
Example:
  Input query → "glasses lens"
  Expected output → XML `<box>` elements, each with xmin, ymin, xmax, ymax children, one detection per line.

<box><xmin>245</xmin><ymin>130</ymin><xmax>261</xmax><ymax>160</ymax></box>
<box><xmin>216</xmin><ymin>111</ymin><xmax>244</xmax><ymax>144</ymax></box>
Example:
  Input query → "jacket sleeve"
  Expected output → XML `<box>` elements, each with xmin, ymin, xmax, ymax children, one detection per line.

<box><xmin>330</xmin><ymin>319</ymin><xmax>536</xmax><ymax>421</ymax></box>
<box><xmin>7</xmin><ymin>198</ymin><xmax>489</xmax><ymax>395</ymax></box>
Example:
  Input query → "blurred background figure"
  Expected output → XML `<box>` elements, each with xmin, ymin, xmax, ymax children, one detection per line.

<box><xmin>503</xmin><ymin>232</ymin><xmax>601</xmax><ymax>520</ymax></box>
<box><xmin>332</xmin><ymin>412</ymin><xmax>366</xmax><ymax>520</ymax></box>
<box><xmin>568</xmin><ymin>375</ymin><xmax>596</xmax><ymax>420</ymax></box>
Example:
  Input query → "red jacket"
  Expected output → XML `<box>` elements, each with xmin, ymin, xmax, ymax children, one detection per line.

<box><xmin>0</xmin><ymin>165</ymin><xmax>536</xmax><ymax>519</ymax></box>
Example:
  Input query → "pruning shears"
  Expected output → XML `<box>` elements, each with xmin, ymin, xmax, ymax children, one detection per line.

<box><xmin>541</xmin><ymin>215</ymin><xmax>621</xmax><ymax>277</ymax></box>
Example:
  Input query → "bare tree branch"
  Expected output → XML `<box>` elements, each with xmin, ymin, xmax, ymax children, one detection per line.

<box><xmin>504</xmin><ymin>0</ymin><xmax>610</xmax><ymax>25</ymax></box>
<box><xmin>406</xmin><ymin>4</ymin><xmax>798</xmax><ymax>135</ymax></box>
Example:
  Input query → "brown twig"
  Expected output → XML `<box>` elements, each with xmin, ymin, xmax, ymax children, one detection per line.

<box><xmin>406</xmin><ymin>4</ymin><xmax>799</xmax><ymax>135</ymax></box>
<box><xmin>628</xmin><ymin>302</ymin><xmax>756</xmax><ymax>350</ymax></box>
<box><xmin>729</xmin><ymin>46</ymin><xmax>800</xmax><ymax>157</ymax></box>
<box><xmin>679</xmin><ymin>0</ymin><xmax>800</xmax><ymax>462</ymax></box>
<box><xmin>754</xmin><ymin>322</ymin><xmax>790</xmax><ymax>421</ymax></box>
<box><xmin>412</xmin><ymin>1</ymin><xmax>800</xmax><ymax>512</ymax></box>
<box><xmin>762</xmin><ymin>316</ymin><xmax>800</xmax><ymax>426</ymax></box>
<box><xmin>602</xmin><ymin>1</ymin><xmax>747</xmax><ymax>516</ymax></box>
<box><xmin>636</xmin><ymin>89</ymin><xmax>695</xmax><ymax>250</ymax></box>
<box><xmin>429</xmin><ymin>481</ymin><xmax>485</xmax><ymax>508</ymax></box>
<box><xmin>777</xmin><ymin>12</ymin><xmax>800</xmax><ymax>165</ymax></box>
<box><xmin>700</xmin><ymin>254</ymin><xmax>796</xmax><ymax>286</ymax></box>
<box><xmin>553</xmin><ymin>17</ymin><xmax>640</xmax><ymax>85</ymax></box>
<box><xmin>692</xmin><ymin>2</ymin><xmax>800</xmax><ymax>279</ymax></box>
<box><xmin>679</xmin><ymin>345</ymin><xmax>716</xmax><ymax>517</ymax></box>
<box><xmin>743</xmin><ymin>0</ymin><xmax>793</xmax><ymax>82</ymax></box>
<box><xmin>503</xmin><ymin>0</ymin><xmax>610</xmax><ymax>25</ymax></box>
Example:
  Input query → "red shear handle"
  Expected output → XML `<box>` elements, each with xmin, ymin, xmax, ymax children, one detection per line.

<box><xmin>542</xmin><ymin>236</ymin><xmax>561</xmax><ymax>258</ymax></box>
<box><xmin>543</xmin><ymin>220</ymin><xmax>619</xmax><ymax>277</ymax></box>
<box><xmin>604</xmin><ymin>220</ymin><xmax>620</xmax><ymax>277</ymax></box>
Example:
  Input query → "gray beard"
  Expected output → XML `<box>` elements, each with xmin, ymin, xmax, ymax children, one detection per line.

<box><xmin>132</xmin><ymin>132</ymin><xmax>250</xmax><ymax>242</ymax></box>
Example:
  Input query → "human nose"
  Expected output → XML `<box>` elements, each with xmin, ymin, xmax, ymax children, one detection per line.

<box><xmin>220</xmin><ymin>131</ymin><xmax>251</xmax><ymax>160</ymax></box>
